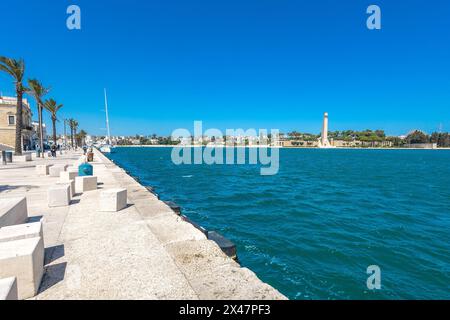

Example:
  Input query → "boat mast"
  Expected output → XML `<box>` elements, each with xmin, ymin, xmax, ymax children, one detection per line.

<box><xmin>104</xmin><ymin>88</ymin><xmax>111</xmax><ymax>145</ymax></box>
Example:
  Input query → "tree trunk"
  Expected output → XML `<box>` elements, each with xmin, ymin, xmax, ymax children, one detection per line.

<box><xmin>38</xmin><ymin>104</ymin><xmax>45</xmax><ymax>158</ymax></box>
<box><xmin>14</xmin><ymin>87</ymin><xmax>23</xmax><ymax>156</ymax></box>
<box><xmin>52</xmin><ymin>117</ymin><xmax>57</xmax><ymax>147</ymax></box>
<box><xmin>70</xmin><ymin>127</ymin><xmax>74</xmax><ymax>148</ymax></box>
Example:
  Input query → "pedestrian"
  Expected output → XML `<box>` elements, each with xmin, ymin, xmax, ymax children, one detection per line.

<box><xmin>51</xmin><ymin>144</ymin><xmax>57</xmax><ymax>157</ymax></box>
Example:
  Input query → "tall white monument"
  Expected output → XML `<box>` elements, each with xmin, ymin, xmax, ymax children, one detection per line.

<box><xmin>318</xmin><ymin>112</ymin><xmax>334</xmax><ymax>148</ymax></box>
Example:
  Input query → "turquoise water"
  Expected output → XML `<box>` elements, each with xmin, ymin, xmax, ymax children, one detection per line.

<box><xmin>107</xmin><ymin>148</ymin><xmax>450</xmax><ymax>299</ymax></box>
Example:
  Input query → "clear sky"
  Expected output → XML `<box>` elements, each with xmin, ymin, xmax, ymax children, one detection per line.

<box><xmin>1</xmin><ymin>0</ymin><xmax>449</xmax><ymax>136</ymax></box>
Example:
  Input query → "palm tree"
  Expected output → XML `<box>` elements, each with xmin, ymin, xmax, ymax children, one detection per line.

<box><xmin>68</xmin><ymin>119</ymin><xmax>79</xmax><ymax>148</ymax></box>
<box><xmin>73</xmin><ymin>120</ymin><xmax>79</xmax><ymax>148</ymax></box>
<box><xmin>68</xmin><ymin>118</ymin><xmax>75</xmax><ymax>148</ymax></box>
<box><xmin>43</xmin><ymin>99</ymin><xmax>63</xmax><ymax>146</ymax></box>
<box><xmin>77</xmin><ymin>129</ymin><xmax>87</xmax><ymax>147</ymax></box>
<box><xmin>27</xmin><ymin>79</ymin><xmax>50</xmax><ymax>157</ymax></box>
<box><xmin>0</xmin><ymin>57</ymin><xmax>26</xmax><ymax>155</ymax></box>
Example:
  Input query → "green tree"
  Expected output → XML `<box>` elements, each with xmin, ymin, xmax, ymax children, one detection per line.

<box><xmin>28</xmin><ymin>79</ymin><xmax>50</xmax><ymax>156</ymax></box>
<box><xmin>76</xmin><ymin>129</ymin><xmax>87</xmax><ymax>146</ymax></box>
<box><xmin>0</xmin><ymin>57</ymin><xmax>27</xmax><ymax>155</ymax></box>
<box><xmin>68</xmin><ymin>119</ymin><xmax>77</xmax><ymax>148</ymax></box>
<box><xmin>72</xmin><ymin>120</ymin><xmax>79</xmax><ymax>148</ymax></box>
<box><xmin>43</xmin><ymin>99</ymin><xmax>63</xmax><ymax>146</ymax></box>
<box><xmin>406</xmin><ymin>130</ymin><xmax>429</xmax><ymax>144</ymax></box>
<box><xmin>431</xmin><ymin>132</ymin><xmax>450</xmax><ymax>148</ymax></box>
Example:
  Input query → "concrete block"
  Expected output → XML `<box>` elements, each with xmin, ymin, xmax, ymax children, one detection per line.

<box><xmin>100</xmin><ymin>188</ymin><xmax>127</xmax><ymax>212</ymax></box>
<box><xmin>0</xmin><ymin>197</ymin><xmax>28</xmax><ymax>228</ymax></box>
<box><xmin>48</xmin><ymin>185</ymin><xmax>71</xmax><ymax>207</ymax></box>
<box><xmin>36</xmin><ymin>164</ymin><xmax>52</xmax><ymax>176</ymax></box>
<box><xmin>13</xmin><ymin>154</ymin><xmax>32</xmax><ymax>162</ymax></box>
<box><xmin>0</xmin><ymin>277</ymin><xmax>18</xmax><ymax>300</ymax></box>
<box><xmin>66</xmin><ymin>165</ymin><xmax>77</xmax><ymax>172</ymax></box>
<box><xmin>0</xmin><ymin>237</ymin><xmax>44</xmax><ymax>299</ymax></box>
<box><xmin>57</xmin><ymin>179</ymin><xmax>75</xmax><ymax>198</ymax></box>
<box><xmin>49</xmin><ymin>164</ymin><xmax>69</xmax><ymax>177</ymax></box>
<box><xmin>75</xmin><ymin>176</ymin><xmax>97</xmax><ymax>193</ymax></box>
<box><xmin>0</xmin><ymin>222</ymin><xmax>43</xmax><ymax>243</ymax></box>
<box><xmin>59</xmin><ymin>170</ymin><xmax>78</xmax><ymax>182</ymax></box>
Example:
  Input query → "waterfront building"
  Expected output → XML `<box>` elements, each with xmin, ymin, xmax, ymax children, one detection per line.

<box><xmin>404</xmin><ymin>142</ymin><xmax>437</xmax><ymax>149</ymax></box>
<box><xmin>0</xmin><ymin>96</ymin><xmax>34</xmax><ymax>150</ymax></box>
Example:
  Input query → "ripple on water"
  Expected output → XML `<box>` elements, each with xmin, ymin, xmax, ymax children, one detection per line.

<box><xmin>108</xmin><ymin>148</ymin><xmax>450</xmax><ymax>299</ymax></box>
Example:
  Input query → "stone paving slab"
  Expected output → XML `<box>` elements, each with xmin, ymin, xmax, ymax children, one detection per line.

<box><xmin>0</xmin><ymin>149</ymin><xmax>286</xmax><ymax>300</ymax></box>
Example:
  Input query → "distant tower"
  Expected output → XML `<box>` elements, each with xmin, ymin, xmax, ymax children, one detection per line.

<box><xmin>318</xmin><ymin>112</ymin><xmax>332</xmax><ymax>148</ymax></box>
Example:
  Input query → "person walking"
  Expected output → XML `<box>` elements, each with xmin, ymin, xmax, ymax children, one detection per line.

<box><xmin>51</xmin><ymin>144</ymin><xmax>57</xmax><ymax>157</ymax></box>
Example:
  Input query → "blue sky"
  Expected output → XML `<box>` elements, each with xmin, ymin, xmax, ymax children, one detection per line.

<box><xmin>1</xmin><ymin>0</ymin><xmax>449</xmax><ymax>136</ymax></box>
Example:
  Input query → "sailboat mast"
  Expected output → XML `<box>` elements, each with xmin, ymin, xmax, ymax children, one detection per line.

<box><xmin>104</xmin><ymin>88</ymin><xmax>111</xmax><ymax>145</ymax></box>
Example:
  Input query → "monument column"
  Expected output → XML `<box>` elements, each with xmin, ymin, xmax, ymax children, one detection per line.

<box><xmin>322</xmin><ymin>112</ymin><xmax>329</xmax><ymax>146</ymax></box>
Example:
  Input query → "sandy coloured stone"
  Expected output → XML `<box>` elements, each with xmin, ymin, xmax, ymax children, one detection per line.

<box><xmin>59</xmin><ymin>170</ymin><xmax>78</xmax><ymax>182</ymax></box>
<box><xmin>75</xmin><ymin>176</ymin><xmax>97</xmax><ymax>193</ymax></box>
<box><xmin>14</xmin><ymin>154</ymin><xmax>32</xmax><ymax>162</ymax></box>
<box><xmin>0</xmin><ymin>222</ymin><xmax>43</xmax><ymax>243</ymax></box>
<box><xmin>48</xmin><ymin>185</ymin><xmax>71</xmax><ymax>207</ymax></box>
<box><xmin>0</xmin><ymin>237</ymin><xmax>44</xmax><ymax>299</ymax></box>
<box><xmin>49</xmin><ymin>165</ymin><xmax>69</xmax><ymax>177</ymax></box>
<box><xmin>36</xmin><ymin>164</ymin><xmax>52</xmax><ymax>176</ymax></box>
<box><xmin>0</xmin><ymin>277</ymin><xmax>18</xmax><ymax>300</ymax></box>
<box><xmin>57</xmin><ymin>180</ymin><xmax>75</xmax><ymax>198</ymax></box>
<box><xmin>100</xmin><ymin>188</ymin><xmax>128</xmax><ymax>212</ymax></box>
<box><xmin>0</xmin><ymin>197</ymin><xmax>28</xmax><ymax>228</ymax></box>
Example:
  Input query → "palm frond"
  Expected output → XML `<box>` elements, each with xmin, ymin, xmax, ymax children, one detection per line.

<box><xmin>27</xmin><ymin>79</ymin><xmax>50</xmax><ymax>105</ymax></box>
<box><xmin>44</xmin><ymin>98</ymin><xmax>63</xmax><ymax>121</ymax></box>
<box><xmin>0</xmin><ymin>56</ymin><xmax>25</xmax><ymax>82</ymax></box>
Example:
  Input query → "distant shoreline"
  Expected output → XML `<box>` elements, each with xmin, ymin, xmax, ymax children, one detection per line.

<box><xmin>114</xmin><ymin>145</ymin><xmax>450</xmax><ymax>150</ymax></box>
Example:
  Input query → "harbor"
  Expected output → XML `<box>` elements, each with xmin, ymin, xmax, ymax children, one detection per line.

<box><xmin>0</xmin><ymin>149</ymin><xmax>286</xmax><ymax>300</ymax></box>
<box><xmin>1</xmin><ymin>0</ymin><xmax>450</xmax><ymax>305</ymax></box>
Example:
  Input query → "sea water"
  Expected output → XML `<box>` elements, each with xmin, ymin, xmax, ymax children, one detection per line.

<box><xmin>107</xmin><ymin>148</ymin><xmax>450</xmax><ymax>299</ymax></box>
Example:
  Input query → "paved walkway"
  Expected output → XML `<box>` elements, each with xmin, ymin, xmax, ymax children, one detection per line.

<box><xmin>0</xmin><ymin>150</ymin><xmax>286</xmax><ymax>300</ymax></box>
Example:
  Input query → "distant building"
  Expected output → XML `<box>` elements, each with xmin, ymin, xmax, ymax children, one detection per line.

<box><xmin>0</xmin><ymin>96</ymin><xmax>33</xmax><ymax>151</ymax></box>
<box><xmin>404</xmin><ymin>143</ymin><xmax>437</xmax><ymax>149</ymax></box>
<box><xmin>280</xmin><ymin>140</ymin><xmax>318</xmax><ymax>147</ymax></box>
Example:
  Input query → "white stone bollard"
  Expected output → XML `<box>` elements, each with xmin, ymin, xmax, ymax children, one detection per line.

<box><xmin>48</xmin><ymin>185</ymin><xmax>71</xmax><ymax>207</ymax></box>
<box><xmin>36</xmin><ymin>164</ymin><xmax>52</xmax><ymax>176</ymax></box>
<box><xmin>57</xmin><ymin>180</ymin><xmax>75</xmax><ymax>198</ymax></box>
<box><xmin>0</xmin><ymin>222</ymin><xmax>43</xmax><ymax>243</ymax></box>
<box><xmin>0</xmin><ymin>197</ymin><xmax>28</xmax><ymax>228</ymax></box>
<box><xmin>13</xmin><ymin>154</ymin><xmax>32</xmax><ymax>162</ymax></box>
<box><xmin>0</xmin><ymin>277</ymin><xmax>18</xmax><ymax>300</ymax></box>
<box><xmin>75</xmin><ymin>176</ymin><xmax>97</xmax><ymax>193</ymax></box>
<box><xmin>66</xmin><ymin>165</ymin><xmax>77</xmax><ymax>172</ymax></box>
<box><xmin>0</xmin><ymin>237</ymin><xmax>44</xmax><ymax>299</ymax></box>
<box><xmin>59</xmin><ymin>170</ymin><xmax>78</xmax><ymax>182</ymax></box>
<box><xmin>100</xmin><ymin>188</ymin><xmax>128</xmax><ymax>212</ymax></box>
<box><xmin>49</xmin><ymin>165</ymin><xmax>69</xmax><ymax>177</ymax></box>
